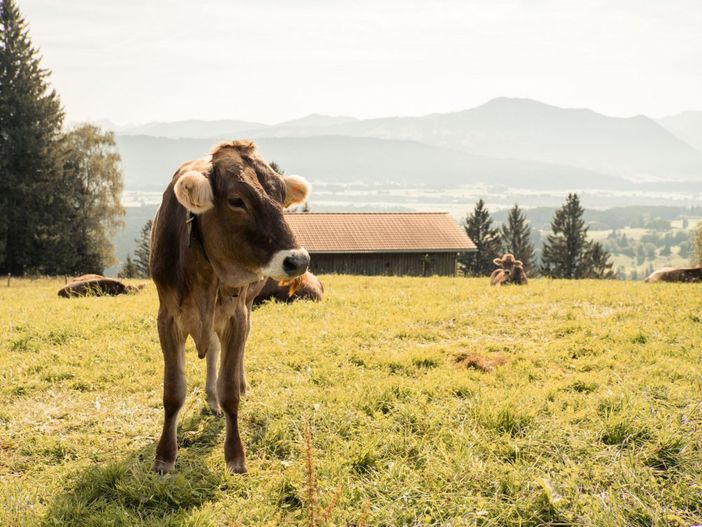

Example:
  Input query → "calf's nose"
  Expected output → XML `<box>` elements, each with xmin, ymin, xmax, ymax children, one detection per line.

<box><xmin>282</xmin><ymin>249</ymin><xmax>310</xmax><ymax>277</ymax></box>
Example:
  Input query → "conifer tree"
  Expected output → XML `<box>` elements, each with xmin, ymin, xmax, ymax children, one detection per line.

<box><xmin>500</xmin><ymin>203</ymin><xmax>535</xmax><ymax>272</ymax></box>
<box><xmin>118</xmin><ymin>254</ymin><xmax>138</xmax><ymax>279</ymax></box>
<box><xmin>0</xmin><ymin>0</ymin><xmax>66</xmax><ymax>274</ymax></box>
<box><xmin>459</xmin><ymin>199</ymin><xmax>501</xmax><ymax>276</ymax></box>
<box><xmin>541</xmin><ymin>193</ymin><xmax>589</xmax><ymax>278</ymax></box>
<box><xmin>134</xmin><ymin>219</ymin><xmax>153</xmax><ymax>278</ymax></box>
<box><xmin>583</xmin><ymin>241</ymin><xmax>615</xmax><ymax>279</ymax></box>
<box><xmin>541</xmin><ymin>193</ymin><xmax>613</xmax><ymax>278</ymax></box>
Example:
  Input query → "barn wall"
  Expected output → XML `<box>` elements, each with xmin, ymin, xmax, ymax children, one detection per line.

<box><xmin>308</xmin><ymin>252</ymin><xmax>458</xmax><ymax>276</ymax></box>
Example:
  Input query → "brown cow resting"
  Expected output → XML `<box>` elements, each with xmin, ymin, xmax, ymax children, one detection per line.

<box><xmin>490</xmin><ymin>253</ymin><xmax>528</xmax><ymax>286</ymax></box>
<box><xmin>644</xmin><ymin>267</ymin><xmax>702</xmax><ymax>283</ymax></box>
<box><xmin>253</xmin><ymin>272</ymin><xmax>324</xmax><ymax>305</ymax></box>
<box><xmin>150</xmin><ymin>140</ymin><xmax>311</xmax><ymax>474</ymax></box>
<box><xmin>58</xmin><ymin>275</ymin><xmax>142</xmax><ymax>297</ymax></box>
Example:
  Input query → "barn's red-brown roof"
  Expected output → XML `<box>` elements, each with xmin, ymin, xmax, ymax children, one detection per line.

<box><xmin>284</xmin><ymin>212</ymin><xmax>476</xmax><ymax>253</ymax></box>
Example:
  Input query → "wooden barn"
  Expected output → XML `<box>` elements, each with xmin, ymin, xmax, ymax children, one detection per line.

<box><xmin>284</xmin><ymin>212</ymin><xmax>476</xmax><ymax>276</ymax></box>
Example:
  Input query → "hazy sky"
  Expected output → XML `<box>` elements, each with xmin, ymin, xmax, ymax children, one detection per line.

<box><xmin>21</xmin><ymin>0</ymin><xmax>702</xmax><ymax>125</ymax></box>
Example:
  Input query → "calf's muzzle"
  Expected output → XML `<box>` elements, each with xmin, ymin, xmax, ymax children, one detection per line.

<box><xmin>262</xmin><ymin>248</ymin><xmax>310</xmax><ymax>280</ymax></box>
<box><xmin>282</xmin><ymin>250</ymin><xmax>310</xmax><ymax>276</ymax></box>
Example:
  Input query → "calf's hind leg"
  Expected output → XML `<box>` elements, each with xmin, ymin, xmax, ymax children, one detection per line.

<box><xmin>152</xmin><ymin>313</ymin><xmax>187</xmax><ymax>474</ymax></box>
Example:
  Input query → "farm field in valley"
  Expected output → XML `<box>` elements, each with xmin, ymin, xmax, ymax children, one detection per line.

<box><xmin>1</xmin><ymin>276</ymin><xmax>701</xmax><ymax>526</ymax></box>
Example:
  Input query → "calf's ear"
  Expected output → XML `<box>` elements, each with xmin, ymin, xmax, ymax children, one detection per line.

<box><xmin>174</xmin><ymin>171</ymin><xmax>214</xmax><ymax>213</ymax></box>
<box><xmin>515</xmin><ymin>260</ymin><xmax>523</xmax><ymax>267</ymax></box>
<box><xmin>283</xmin><ymin>175</ymin><xmax>311</xmax><ymax>208</ymax></box>
<box><xmin>493</xmin><ymin>257</ymin><xmax>503</xmax><ymax>266</ymax></box>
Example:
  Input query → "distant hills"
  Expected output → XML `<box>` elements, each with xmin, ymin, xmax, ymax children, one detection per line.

<box><xmin>111</xmin><ymin>114</ymin><xmax>357</xmax><ymax>139</ymax></box>
<box><xmin>118</xmin><ymin>119</ymin><xmax>267</xmax><ymax>139</ymax></box>
<box><xmin>116</xmin><ymin>135</ymin><xmax>627</xmax><ymax>191</ymax></box>
<box><xmin>658</xmin><ymin>111</ymin><xmax>702</xmax><ymax>153</ymax></box>
<box><xmin>274</xmin><ymin>113</ymin><xmax>358</xmax><ymax>128</ymax></box>
<box><xmin>111</xmin><ymin>97</ymin><xmax>702</xmax><ymax>192</ymax></box>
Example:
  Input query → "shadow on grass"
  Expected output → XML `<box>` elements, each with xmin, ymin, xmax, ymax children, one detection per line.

<box><xmin>42</xmin><ymin>413</ymin><xmax>226</xmax><ymax>527</ymax></box>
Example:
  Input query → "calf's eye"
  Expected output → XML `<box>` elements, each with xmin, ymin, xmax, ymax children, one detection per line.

<box><xmin>228</xmin><ymin>197</ymin><xmax>246</xmax><ymax>210</ymax></box>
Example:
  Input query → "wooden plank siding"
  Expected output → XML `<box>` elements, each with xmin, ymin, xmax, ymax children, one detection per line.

<box><xmin>308</xmin><ymin>252</ymin><xmax>460</xmax><ymax>276</ymax></box>
<box><xmin>284</xmin><ymin>212</ymin><xmax>475</xmax><ymax>276</ymax></box>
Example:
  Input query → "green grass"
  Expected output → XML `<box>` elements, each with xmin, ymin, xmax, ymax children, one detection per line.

<box><xmin>1</xmin><ymin>276</ymin><xmax>702</xmax><ymax>526</ymax></box>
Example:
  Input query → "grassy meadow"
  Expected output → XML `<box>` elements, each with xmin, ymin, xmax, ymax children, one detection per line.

<box><xmin>1</xmin><ymin>276</ymin><xmax>701</xmax><ymax>526</ymax></box>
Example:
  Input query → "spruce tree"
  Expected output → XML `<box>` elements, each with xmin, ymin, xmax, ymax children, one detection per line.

<box><xmin>541</xmin><ymin>193</ymin><xmax>613</xmax><ymax>278</ymax></box>
<box><xmin>118</xmin><ymin>254</ymin><xmax>138</xmax><ymax>279</ymax></box>
<box><xmin>500</xmin><ymin>203</ymin><xmax>535</xmax><ymax>272</ymax></box>
<box><xmin>540</xmin><ymin>193</ymin><xmax>589</xmax><ymax>278</ymax></box>
<box><xmin>0</xmin><ymin>0</ymin><xmax>66</xmax><ymax>274</ymax></box>
<box><xmin>134</xmin><ymin>219</ymin><xmax>153</xmax><ymax>278</ymax></box>
<box><xmin>583</xmin><ymin>241</ymin><xmax>615</xmax><ymax>279</ymax></box>
<box><xmin>459</xmin><ymin>199</ymin><xmax>501</xmax><ymax>276</ymax></box>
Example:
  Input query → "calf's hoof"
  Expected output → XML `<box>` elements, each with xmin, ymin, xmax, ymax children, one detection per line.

<box><xmin>226</xmin><ymin>460</ymin><xmax>248</xmax><ymax>474</ymax></box>
<box><xmin>152</xmin><ymin>458</ymin><xmax>176</xmax><ymax>474</ymax></box>
<box><xmin>204</xmin><ymin>398</ymin><xmax>222</xmax><ymax>417</ymax></box>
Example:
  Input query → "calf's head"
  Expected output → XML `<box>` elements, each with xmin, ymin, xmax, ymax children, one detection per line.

<box><xmin>493</xmin><ymin>253</ymin><xmax>524</xmax><ymax>283</ymax></box>
<box><xmin>174</xmin><ymin>140</ymin><xmax>310</xmax><ymax>284</ymax></box>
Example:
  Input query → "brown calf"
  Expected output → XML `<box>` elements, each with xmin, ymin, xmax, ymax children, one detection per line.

<box><xmin>490</xmin><ymin>253</ymin><xmax>528</xmax><ymax>286</ymax></box>
<box><xmin>149</xmin><ymin>140</ymin><xmax>311</xmax><ymax>474</ymax></box>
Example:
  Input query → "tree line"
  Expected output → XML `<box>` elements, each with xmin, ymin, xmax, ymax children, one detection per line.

<box><xmin>0</xmin><ymin>0</ymin><xmax>124</xmax><ymax>276</ymax></box>
<box><xmin>460</xmin><ymin>193</ymin><xmax>615</xmax><ymax>279</ymax></box>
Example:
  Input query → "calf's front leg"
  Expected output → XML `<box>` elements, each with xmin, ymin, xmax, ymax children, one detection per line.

<box><xmin>153</xmin><ymin>313</ymin><xmax>186</xmax><ymax>473</ymax></box>
<box><xmin>204</xmin><ymin>336</ymin><xmax>221</xmax><ymax>415</ymax></box>
<box><xmin>218</xmin><ymin>304</ymin><xmax>249</xmax><ymax>474</ymax></box>
<box><xmin>237</xmin><ymin>303</ymin><xmax>253</xmax><ymax>396</ymax></box>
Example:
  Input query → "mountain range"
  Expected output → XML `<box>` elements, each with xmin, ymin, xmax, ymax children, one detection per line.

<box><xmin>117</xmin><ymin>134</ymin><xmax>631</xmax><ymax>191</ymax></box>
<box><xmin>110</xmin><ymin>97</ymin><xmax>702</xmax><ymax>192</ymax></box>
<box><xmin>657</xmin><ymin>111</ymin><xmax>702</xmax><ymax>153</ymax></box>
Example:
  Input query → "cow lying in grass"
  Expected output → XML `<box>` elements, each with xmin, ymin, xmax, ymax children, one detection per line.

<box><xmin>58</xmin><ymin>275</ymin><xmax>143</xmax><ymax>297</ymax></box>
<box><xmin>253</xmin><ymin>271</ymin><xmax>324</xmax><ymax>306</ymax></box>
<box><xmin>150</xmin><ymin>140</ymin><xmax>311</xmax><ymax>474</ymax></box>
<box><xmin>644</xmin><ymin>267</ymin><xmax>702</xmax><ymax>283</ymax></box>
<box><xmin>490</xmin><ymin>253</ymin><xmax>528</xmax><ymax>286</ymax></box>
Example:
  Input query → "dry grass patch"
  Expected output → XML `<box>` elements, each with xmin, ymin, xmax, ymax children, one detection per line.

<box><xmin>454</xmin><ymin>351</ymin><xmax>509</xmax><ymax>372</ymax></box>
